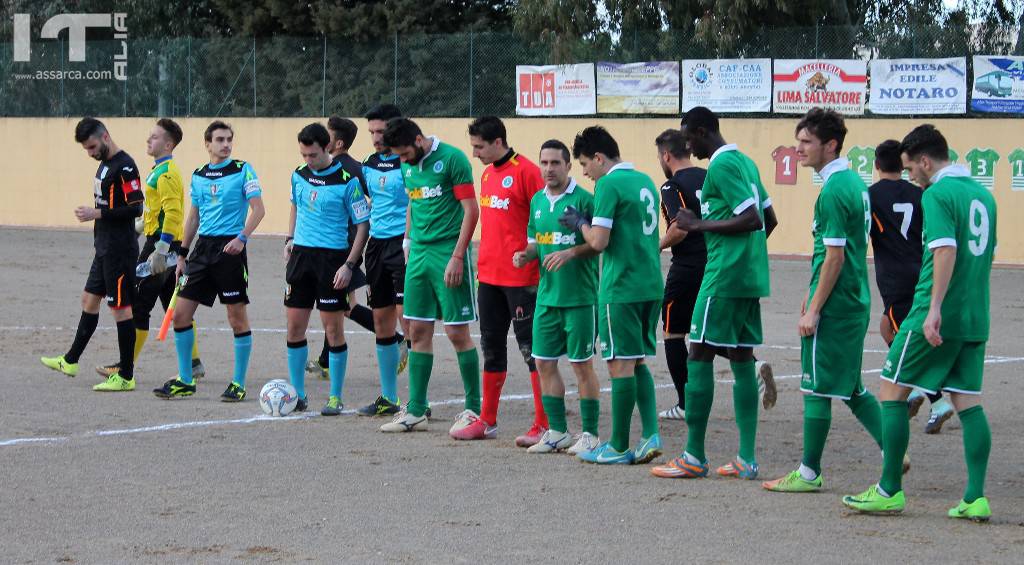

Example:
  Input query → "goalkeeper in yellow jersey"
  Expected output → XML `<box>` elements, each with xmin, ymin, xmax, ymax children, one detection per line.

<box><xmin>96</xmin><ymin>119</ymin><xmax>205</xmax><ymax>381</ymax></box>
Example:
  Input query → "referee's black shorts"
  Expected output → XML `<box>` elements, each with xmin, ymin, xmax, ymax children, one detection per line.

<box><xmin>662</xmin><ymin>263</ymin><xmax>704</xmax><ymax>335</ymax></box>
<box><xmin>284</xmin><ymin>245</ymin><xmax>352</xmax><ymax>312</ymax></box>
<box><xmin>365</xmin><ymin>235</ymin><xmax>406</xmax><ymax>309</ymax></box>
<box><xmin>179</xmin><ymin>236</ymin><xmax>249</xmax><ymax>307</ymax></box>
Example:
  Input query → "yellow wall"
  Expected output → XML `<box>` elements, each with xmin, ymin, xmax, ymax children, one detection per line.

<box><xmin>4</xmin><ymin>117</ymin><xmax>1022</xmax><ymax>262</ymax></box>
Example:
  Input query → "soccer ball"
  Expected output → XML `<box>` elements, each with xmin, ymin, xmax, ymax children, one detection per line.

<box><xmin>259</xmin><ymin>379</ymin><xmax>298</xmax><ymax>417</ymax></box>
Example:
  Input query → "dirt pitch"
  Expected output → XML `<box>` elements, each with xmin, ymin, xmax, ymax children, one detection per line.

<box><xmin>2</xmin><ymin>227</ymin><xmax>1023</xmax><ymax>564</ymax></box>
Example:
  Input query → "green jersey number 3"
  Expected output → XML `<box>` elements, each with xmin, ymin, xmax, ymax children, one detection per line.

<box><xmin>641</xmin><ymin>188</ymin><xmax>657</xmax><ymax>235</ymax></box>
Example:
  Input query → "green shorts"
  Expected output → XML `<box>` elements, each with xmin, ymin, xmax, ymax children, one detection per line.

<box><xmin>881</xmin><ymin>329</ymin><xmax>986</xmax><ymax>395</ymax></box>
<box><xmin>532</xmin><ymin>304</ymin><xmax>597</xmax><ymax>362</ymax></box>
<box><xmin>403</xmin><ymin>240</ymin><xmax>477</xmax><ymax>325</ymax></box>
<box><xmin>800</xmin><ymin>315</ymin><xmax>869</xmax><ymax>400</ymax></box>
<box><xmin>598</xmin><ymin>301</ymin><xmax>660</xmax><ymax>360</ymax></box>
<box><xmin>689</xmin><ymin>292</ymin><xmax>763</xmax><ymax>348</ymax></box>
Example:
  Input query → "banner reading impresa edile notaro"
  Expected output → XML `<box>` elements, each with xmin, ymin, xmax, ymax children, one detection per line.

<box><xmin>681</xmin><ymin>59</ymin><xmax>771</xmax><ymax>113</ymax></box>
<box><xmin>772</xmin><ymin>59</ymin><xmax>867</xmax><ymax>114</ymax></box>
<box><xmin>515</xmin><ymin>64</ymin><xmax>597</xmax><ymax>116</ymax></box>
<box><xmin>596</xmin><ymin>61</ymin><xmax>679</xmax><ymax>114</ymax></box>
<box><xmin>868</xmin><ymin>58</ymin><xmax>967</xmax><ymax>115</ymax></box>
<box><xmin>971</xmin><ymin>56</ymin><xmax>1024</xmax><ymax>114</ymax></box>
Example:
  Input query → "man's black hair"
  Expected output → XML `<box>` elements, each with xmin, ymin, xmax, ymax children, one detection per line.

<box><xmin>796</xmin><ymin>107</ymin><xmax>848</xmax><ymax>154</ymax></box>
<box><xmin>900</xmin><ymin>124</ymin><xmax>949</xmax><ymax>162</ymax></box>
<box><xmin>74</xmin><ymin>117</ymin><xmax>106</xmax><ymax>143</ymax></box>
<box><xmin>572</xmin><ymin>126</ymin><xmax>620</xmax><ymax>160</ymax></box>
<box><xmin>382</xmin><ymin>117</ymin><xmax>423</xmax><ymax>148</ymax></box>
<box><xmin>468</xmin><ymin>116</ymin><xmax>507</xmax><ymax>146</ymax></box>
<box><xmin>298</xmin><ymin>122</ymin><xmax>331</xmax><ymax>150</ymax></box>
<box><xmin>540</xmin><ymin>139</ymin><xmax>570</xmax><ymax>163</ymax></box>
<box><xmin>327</xmin><ymin>116</ymin><xmax>358</xmax><ymax>150</ymax></box>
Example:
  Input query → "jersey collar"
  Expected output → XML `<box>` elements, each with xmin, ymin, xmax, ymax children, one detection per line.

<box><xmin>819</xmin><ymin>157</ymin><xmax>850</xmax><ymax>184</ymax></box>
<box><xmin>543</xmin><ymin>177</ymin><xmax>577</xmax><ymax>198</ymax></box>
<box><xmin>312</xmin><ymin>159</ymin><xmax>343</xmax><ymax>176</ymax></box>
<box><xmin>418</xmin><ymin>136</ymin><xmax>441</xmax><ymax>170</ymax></box>
<box><xmin>154</xmin><ymin>155</ymin><xmax>172</xmax><ymax>165</ymax></box>
<box><xmin>709</xmin><ymin>144</ymin><xmax>738</xmax><ymax>165</ymax></box>
<box><xmin>930</xmin><ymin>164</ymin><xmax>970</xmax><ymax>183</ymax></box>
<box><xmin>209</xmin><ymin>158</ymin><xmax>233</xmax><ymax>170</ymax></box>
<box><xmin>493</xmin><ymin>149</ymin><xmax>516</xmax><ymax>169</ymax></box>
<box><xmin>608</xmin><ymin>162</ymin><xmax>635</xmax><ymax>174</ymax></box>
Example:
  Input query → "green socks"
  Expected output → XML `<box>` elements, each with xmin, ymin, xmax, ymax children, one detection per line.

<box><xmin>542</xmin><ymin>395</ymin><xmax>567</xmax><ymax>433</ymax></box>
<box><xmin>634</xmin><ymin>364</ymin><xmax>659</xmax><ymax>438</ymax></box>
<box><xmin>959</xmin><ymin>405</ymin><xmax>991</xmax><ymax>503</ymax></box>
<box><xmin>845</xmin><ymin>390</ymin><xmax>884</xmax><ymax>449</ymax></box>
<box><xmin>610</xmin><ymin>377</ymin><xmax>636</xmax><ymax>452</ymax></box>
<box><xmin>684</xmin><ymin>360</ymin><xmax>714</xmax><ymax>462</ymax></box>
<box><xmin>457</xmin><ymin>348</ymin><xmax>481</xmax><ymax>414</ymax></box>
<box><xmin>580</xmin><ymin>397</ymin><xmax>599</xmax><ymax>436</ymax></box>
<box><xmin>406</xmin><ymin>351</ymin><xmax>433</xmax><ymax>417</ymax></box>
<box><xmin>879</xmin><ymin>400</ymin><xmax>910</xmax><ymax>496</ymax></box>
<box><xmin>731</xmin><ymin>361</ymin><xmax>759</xmax><ymax>463</ymax></box>
<box><xmin>801</xmin><ymin>396</ymin><xmax>832</xmax><ymax>475</ymax></box>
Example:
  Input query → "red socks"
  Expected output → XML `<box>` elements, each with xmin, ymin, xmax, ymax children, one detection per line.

<box><xmin>530</xmin><ymin>370</ymin><xmax>549</xmax><ymax>428</ymax></box>
<box><xmin>481</xmin><ymin>370</ymin><xmax>549</xmax><ymax>428</ymax></box>
<box><xmin>481</xmin><ymin>371</ymin><xmax>507</xmax><ymax>425</ymax></box>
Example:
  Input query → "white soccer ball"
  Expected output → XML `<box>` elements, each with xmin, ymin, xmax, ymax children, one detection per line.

<box><xmin>259</xmin><ymin>379</ymin><xmax>298</xmax><ymax>417</ymax></box>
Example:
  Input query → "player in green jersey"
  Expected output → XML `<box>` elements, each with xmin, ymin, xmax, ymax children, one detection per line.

<box><xmin>763</xmin><ymin>108</ymin><xmax>885</xmax><ymax>493</ymax></box>
<box><xmin>559</xmin><ymin>126</ymin><xmax>663</xmax><ymax>465</ymax></box>
<box><xmin>844</xmin><ymin>125</ymin><xmax>997</xmax><ymax>520</ymax></box>
<box><xmin>651</xmin><ymin>106</ymin><xmax>778</xmax><ymax>480</ymax></box>
<box><xmin>512</xmin><ymin>139</ymin><xmax>602</xmax><ymax>455</ymax></box>
<box><xmin>377</xmin><ymin>118</ymin><xmax>482</xmax><ymax>435</ymax></box>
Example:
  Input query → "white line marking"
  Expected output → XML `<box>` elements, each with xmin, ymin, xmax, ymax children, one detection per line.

<box><xmin>0</xmin><ymin>325</ymin><xmax>891</xmax><ymax>353</ymax></box>
<box><xmin>4</xmin><ymin>348</ymin><xmax>1020</xmax><ymax>448</ymax></box>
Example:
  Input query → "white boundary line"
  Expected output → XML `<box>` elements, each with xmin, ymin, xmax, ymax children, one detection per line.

<box><xmin>3</xmin><ymin>356</ymin><xmax>1021</xmax><ymax>449</ymax></box>
<box><xmin>0</xmin><ymin>325</ymin><xmax>890</xmax><ymax>353</ymax></box>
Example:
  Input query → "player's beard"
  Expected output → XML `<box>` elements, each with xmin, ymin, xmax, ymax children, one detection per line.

<box><xmin>95</xmin><ymin>142</ymin><xmax>111</xmax><ymax>161</ymax></box>
<box><xmin>408</xmin><ymin>145</ymin><xmax>426</xmax><ymax>166</ymax></box>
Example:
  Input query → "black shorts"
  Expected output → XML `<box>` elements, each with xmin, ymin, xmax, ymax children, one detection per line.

<box><xmin>662</xmin><ymin>263</ymin><xmax>704</xmax><ymax>335</ymax></box>
<box><xmin>284</xmin><ymin>245</ymin><xmax>351</xmax><ymax>312</ymax></box>
<box><xmin>882</xmin><ymin>297</ymin><xmax>914</xmax><ymax>332</ymax></box>
<box><xmin>85</xmin><ymin>251</ymin><xmax>137</xmax><ymax>308</ymax></box>
<box><xmin>365</xmin><ymin>235</ymin><xmax>406</xmax><ymax>309</ymax></box>
<box><xmin>134</xmin><ymin>269</ymin><xmax>176</xmax><ymax>327</ymax></box>
<box><xmin>179</xmin><ymin>236</ymin><xmax>249</xmax><ymax>307</ymax></box>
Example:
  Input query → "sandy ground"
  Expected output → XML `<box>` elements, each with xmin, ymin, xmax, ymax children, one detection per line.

<box><xmin>1</xmin><ymin>227</ymin><xmax>1023</xmax><ymax>564</ymax></box>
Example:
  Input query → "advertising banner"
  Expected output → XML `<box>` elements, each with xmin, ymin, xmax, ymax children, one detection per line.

<box><xmin>971</xmin><ymin>56</ymin><xmax>1024</xmax><ymax>114</ymax></box>
<box><xmin>772</xmin><ymin>59</ymin><xmax>867</xmax><ymax>114</ymax></box>
<box><xmin>596</xmin><ymin>61</ymin><xmax>679</xmax><ymax>114</ymax></box>
<box><xmin>681</xmin><ymin>58</ymin><xmax>771</xmax><ymax>112</ymax></box>
<box><xmin>868</xmin><ymin>58</ymin><xmax>967</xmax><ymax>114</ymax></box>
<box><xmin>515</xmin><ymin>64</ymin><xmax>596</xmax><ymax>116</ymax></box>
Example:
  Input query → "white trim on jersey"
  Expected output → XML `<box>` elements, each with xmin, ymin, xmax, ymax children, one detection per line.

<box><xmin>928</xmin><ymin>238</ymin><xmax>957</xmax><ymax>249</ymax></box>
<box><xmin>823</xmin><ymin>237</ymin><xmax>847</xmax><ymax>247</ymax></box>
<box><xmin>592</xmin><ymin>217</ymin><xmax>614</xmax><ymax>228</ymax></box>
<box><xmin>733</xmin><ymin>197</ymin><xmax>756</xmax><ymax>216</ymax></box>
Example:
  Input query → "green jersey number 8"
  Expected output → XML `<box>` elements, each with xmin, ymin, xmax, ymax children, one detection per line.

<box><xmin>641</xmin><ymin>188</ymin><xmax>657</xmax><ymax>236</ymax></box>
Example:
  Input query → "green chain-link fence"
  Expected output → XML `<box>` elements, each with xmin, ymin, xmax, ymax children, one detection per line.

<box><xmin>1</xmin><ymin>25</ymin><xmax>1020</xmax><ymax>117</ymax></box>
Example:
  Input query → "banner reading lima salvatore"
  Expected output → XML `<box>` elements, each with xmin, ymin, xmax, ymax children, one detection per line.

<box><xmin>772</xmin><ymin>59</ymin><xmax>867</xmax><ymax>114</ymax></box>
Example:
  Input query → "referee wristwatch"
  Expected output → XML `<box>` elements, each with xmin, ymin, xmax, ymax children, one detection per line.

<box><xmin>344</xmin><ymin>260</ymin><xmax>356</xmax><ymax>270</ymax></box>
